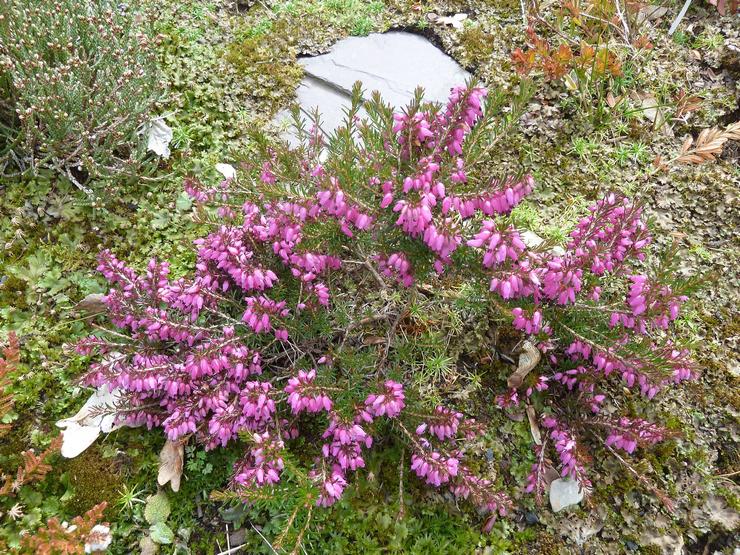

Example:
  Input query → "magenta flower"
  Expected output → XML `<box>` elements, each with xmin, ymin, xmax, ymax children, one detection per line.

<box><xmin>284</xmin><ymin>369</ymin><xmax>333</xmax><ymax>414</ymax></box>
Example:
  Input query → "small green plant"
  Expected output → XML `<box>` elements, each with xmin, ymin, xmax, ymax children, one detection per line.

<box><xmin>116</xmin><ymin>483</ymin><xmax>146</xmax><ymax>514</ymax></box>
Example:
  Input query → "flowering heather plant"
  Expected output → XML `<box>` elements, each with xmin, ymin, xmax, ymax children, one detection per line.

<box><xmin>77</xmin><ymin>81</ymin><xmax>696</xmax><ymax>536</ymax></box>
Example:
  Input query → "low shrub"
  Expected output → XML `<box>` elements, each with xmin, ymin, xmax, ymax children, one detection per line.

<box><xmin>0</xmin><ymin>0</ymin><xmax>161</xmax><ymax>189</ymax></box>
<box><xmin>77</xmin><ymin>82</ymin><xmax>696</xmax><ymax>545</ymax></box>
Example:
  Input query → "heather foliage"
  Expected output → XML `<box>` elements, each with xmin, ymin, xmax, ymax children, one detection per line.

<box><xmin>78</xmin><ymin>82</ymin><xmax>696</xmax><ymax>539</ymax></box>
<box><xmin>0</xmin><ymin>0</ymin><xmax>161</xmax><ymax>186</ymax></box>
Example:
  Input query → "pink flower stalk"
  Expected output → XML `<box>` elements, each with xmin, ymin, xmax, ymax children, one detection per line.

<box><xmin>234</xmin><ymin>432</ymin><xmax>285</xmax><ymax>487</ymax></box>
<box><xmin>322</xmin><ymin>417</ymin><xmax>372</xmax><ymax>471</ymax></box>
<box><xmin>316</xmin><ymin>177</ymin><xmax>374</xmax><ymax>235</ymax></box>
<box><xmin>394</xmin><ymin>111</ymin><xmax>435</xmax><ymax>157</ymax></box>
<box><xmin>447</xmin><ymin>175</ymin><xmax>534</xmax><ymax>218</ymax></box>
<box><xmin>423</xmin><ymin>220</ymin><xmax>462</xmax><ymax>261</ymax></box>
<box><xmin>184</xmin><ymin>178</ymin><xmax>213</xmax><ymax>202</ymax></box>
<box><xmin>511</xmin><ymin>307</ymin><xmax>544</xmax><ymax>335</ymax></box>
<box><xmin>604</xmin><ymin>417</ymin><xmax>666</xmax><ymax>454</ymax></box>
<box><xmin>195</xmin><ymin>226</ymin><xmax>278</xmax><ymax>292</ymax></box>
<box><xmin>260</xmin><ymin>160</ymin><xmax>276</xmax><ymax>184</ymax></box>
<box><xmin>375</xmin><ymin>252</ymin><xmax>414</xmax><ymax>287</ymax></box>
<box><xmin>451</xmin><ymin>467</ymin><xmax>512</xmax><ymax>522</ymax></box>
<box><xmin>566</xmin><ymin>339</ymin><xmax>693</xmax><ymax>399</ymax></box>
<box><xmin>425</xmin><ymin>406</ymin><xmax>463</xmax><ymax>441</ymax></box>
<box><xmin>611</xmin><ymin>274</ymin><xmax>688</xmax><ymax>332</ymax></box>
<box><xmin>242</xmin><ymin>295</ymin><xmax>289</xmax><ymax>336</ymax></box>
<box><xmin>442</xmin><ymin>85</ymin><xmax>487</xmax><ymax>155</ymax></box>
<box><xmin>284</xmin><ymin>369</ymin><xmax>333</xmax><ymax>414</ymax></box>
<box><xmin>495</xmin><ymin>389</ymin><xmax>520</xmax><ymax>409</ymax></box>
<box><xmin>315</xmin><ymin>465</ymin><xmax>348</xmax><ymax>507</ymax></box>
<box><xmin>239</xmin><ymin>381</ymin><xmax>276</xmax><ymax>422</ymax></box>
<box><xmin>567</xmin><ymin>193</ymin><xmax>651</xmax><ymax>275</ymax></box>
<box><xmin>541</xmin><ymin>417</ymin><xmax>591</xmax><ymax>489</ymax></box>
<box><xmin>361</xmin><ymin>380</ymin><xmax>405</xmax><ymax>419</ymax></box>
<box><xmin>467</xmin><ymin>222</ymin><xmax>526</xmax><ymax>268</ymax></box>
<box><xmin>410</xmin><ymin>448</ymin><xmax>459</xmax><ymax>486</ymax></box>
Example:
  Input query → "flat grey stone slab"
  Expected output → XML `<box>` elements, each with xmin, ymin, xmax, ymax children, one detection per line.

<box><xmin>276</xmin><ymin>31</ymin><xmax>471</xmax><ymax>142</ymax></box>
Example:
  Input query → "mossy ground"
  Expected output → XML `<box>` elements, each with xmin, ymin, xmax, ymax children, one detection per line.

<box><xmin>0</xmin><ymin>0</ymin><xmax>738</xmax><ymax>553</ymax></box>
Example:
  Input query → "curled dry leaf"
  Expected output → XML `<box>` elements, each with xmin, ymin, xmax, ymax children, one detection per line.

<box><xmin>526</xmin><ymin>405</ymin><xmax>542</xmax><ymax>445</ymax></box>
<box><xmin>549</xmin><ymin>477</ymin><xmax>585</xmax><ymax>512</ymax></box>
<box><xmin>606</xmin><ymin>92</ymin><xmax>623</xmax><ymax>109</ymax></box>
<box><xmin>507</xmin><ymin>340</ymin><xmax>541</xmax><ymax>388</ymax></box>
<box><xmin>158</xmin><ymin>439</ymin><xmax>185</xmax><ymax>492</ymax></box>
<box><xmin>74</xmin><ymin>293</ymin><xmax>107</xmax><ymax>315</ymax></box>
<box><xmin>142</xmin><ymin>118</ymin><xmax>173</xmax><ymax>159</ymax></box>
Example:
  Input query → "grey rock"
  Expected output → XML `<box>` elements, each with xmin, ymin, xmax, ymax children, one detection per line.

<box><xmin>276</xmin><ymin>32</ymin><xmax>470</xmax><ymax>142</ymax></box>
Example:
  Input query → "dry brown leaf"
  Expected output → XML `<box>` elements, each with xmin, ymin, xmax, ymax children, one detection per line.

<box><xmin>507</xmin><ymin>340</ymin><xmax>541</xmax><ymax>388</ymax></box>
<box><xmin>674</xmin><ymin>90</ymin><xmax>703</xmax><ymax>119</ymax></box>
<box><xmin>363</xmin><ymin>336</ymin><xmax>386</xmax><ymax>346</ymax></box>
<box><xmin>158</xmin><ymin>439</ymin><xmax>185</xmax><ymax>492</ymax></box>
<box><xmin>606</xmin><ymin>92</ymin><xmax>623</xmax><ymax>108</ymax></box>
<box><xmin>526</xmin><ymin>405</ymin><xmax>542</xmax><ymax>445</ymax></box>
<box><xmin>676</xmin><ymin>122</ymin><xmax>740</xmax><ymax>165</ymax></box>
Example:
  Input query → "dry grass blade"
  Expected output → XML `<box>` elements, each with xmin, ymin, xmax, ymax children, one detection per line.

<box><xmin>677</xmin><ymin>122</ymin><xmax>740</xmax><ymax>164</ymax></box>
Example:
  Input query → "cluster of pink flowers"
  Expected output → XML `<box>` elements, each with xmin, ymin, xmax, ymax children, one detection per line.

<box><xmin>234</xmin><ymin>432</ymin><xmax>285</xmax><ymax>487</ymax></box>
<box><xmin>468</xmin><ymin>222</ymin><xmax>527</xmax><ymax>269</ymax></box>
<box><xmin>604</xmin><ymin>417</ymin><xmax>666</xmax><ymax>454</ymax></box>
<box><xmin>541</xmin><ymin>417</ymin><xmax>592</xmax><ymax>489</ymax></box>
<box><xmin>511</xmin><ymin>307</ymin><xmax>544</xmax><ymax>335</ymax></box>
<box><xmin>393</xmin><ymin>111</ymin><xmax>435</xmax><ymax>157</ymax></box>
<box><xmin>416</xmin><ymin>406</ymin><xmax>463</xmax><ymax>441</ymax></box>
<box><xmin>375</xmin><ymin>252</ymin><xmax>414</xmax><ymax>287</ymax></box>
<box><xmin>316</xmin><ymin>176</ymin><xmax>374</xmax><ymax>236</ymax></box>
<box><xmin>411</xmin><ymin>447</ymin><xmax>459</xmax><ymax>486</ymax></box>
<box><xmin>361</xmin><ymin>380</ymin><xmax>406</xmax><ymax>419</ymax></box>
<box><xmin>314</xmin><ymin>465</ymin><xmax>348</xmax><ymax>507</ymax></box>
<box><xmin>381</xmin><ymin>87</ymin><xmax>533</xmax><ymax>275</ymax></box>
<box><xmin>408</xmin><ymin>407</ymin><xmax>511</xmax><ymax>523</ymax></box>
<box><xmin>242</xmin><ymin>296</ymin><xmax>289</xmax><ymax>339</ymax></box>
<box><xmin>565</xmin><ymin>339</ymin><xmax>693</xmax><ymax>399</ymax></box>
<box><xmin>284</xmin><ymin>369</ymin><xmax>333</xmax><ymax>414</ymax></box>
<box><xmin>443</xmin><ymin>85</ymin><xmax>487</xmax><ymax>155</ymax></box>
<box><xmin>613</xmin><ymin>274</ymin><xmax>688</xmax><ymax>332</ymax></box>
<box><xmin>322</xmin><ymin>417</ymin><xmax>372</xmax><ymax>471</ymax></box>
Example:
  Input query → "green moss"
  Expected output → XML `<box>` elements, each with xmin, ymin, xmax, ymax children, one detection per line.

<box><xmin>0</xmin><ymin>275</ymin><xmax>29</xmax><ymax>311</ymax></box>
<box><xmin>225</xmin><ymin>18</ymin><xmax>304</xmax><ymax>116</ymax></box>
<box><xmin>61</xmin><ymin>447</ymin><xmax>124</xmax><ymax>519</ymax></box>
<box><xmin>458</xmin><ymin>24</ymin><xmax>495</xmax><ymax>69</ymax></box>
